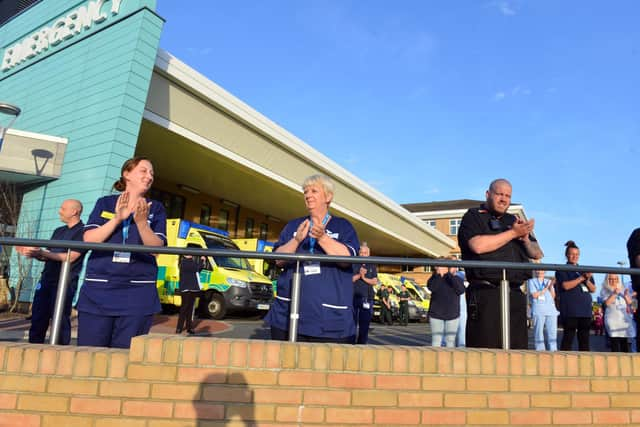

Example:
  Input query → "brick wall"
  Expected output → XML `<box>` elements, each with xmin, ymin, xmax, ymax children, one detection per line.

<box><xmin>1</xmin><ymin>335</ymin><xmax>640</xmax><ymax>426</ymax></box>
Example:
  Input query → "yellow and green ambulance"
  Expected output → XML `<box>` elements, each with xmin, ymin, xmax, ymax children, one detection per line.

<box><xmin>156</xmin><ymin>219</ymin><xmax>273</xmax><ymax>319</ymax></box>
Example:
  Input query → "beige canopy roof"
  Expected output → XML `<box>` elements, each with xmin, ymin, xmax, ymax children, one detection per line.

<box><xmin>139</xmin><ymin>49</ymin><xmax>455</xmax><ymax>258</ymax></box>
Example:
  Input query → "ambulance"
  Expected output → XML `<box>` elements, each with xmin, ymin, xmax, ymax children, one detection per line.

<box><xmin>156</xmin><ymin>219</ymin><xmax>274</xmax><ymax>319</ymax></box>
<box><xmin>376</xmin><ymin>273</ymin><xmax>428</xmax><ymax>322</ymax></box>
<box><xmin>398</xmin><ymin>276</ymin><xmax>431</xmax><ymax>313</ymax></box>
<box><xmin>232</xmin><ymin>238</ymin><xmax>279</xmax><ymax>294</ymax></box>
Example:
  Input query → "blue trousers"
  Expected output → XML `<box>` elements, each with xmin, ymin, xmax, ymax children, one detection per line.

<box><xmin>430</xmin><ymin>317</ymin><xmax>459</xmax><ymax>347</ymax></box>
<box><xmin>78</xmin><ymin>312</ymin><xmax>153</xmax><ymax>348</ymax></box>
<box><xmin>353</xmin><ymin>295</ymin><xmax>373</xmax><ymax>344</ymax></box>
<box><xmin>29</xmin><ymin>281</ymin><xmax>77</xmax><ymax>345</ymax></box>
<box><xmin>532</xmin><ymin>314</ymin><xmax>558</xmax><ymax>351</ymax></box>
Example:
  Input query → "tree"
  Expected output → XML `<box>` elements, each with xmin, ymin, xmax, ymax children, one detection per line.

<box><xmin>0</xmin><ymin>181</ymin><xmax>31</xmax><ymax>312</ymax></box>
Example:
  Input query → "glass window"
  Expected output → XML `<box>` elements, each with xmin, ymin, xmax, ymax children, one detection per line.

<box><xmin>245</xmin><ymin>218</ymin><xmax>255</xmax><ymax>238</ymax></box>
<box><xmin>149</xmin><ymin>188</ymin><xmax>185</xmax><ymax>219</ymax></box>
<box><xmin>218</xmin><ymin>209</ymin><xmax>229</xmax><ymax>231</ymax></box>
<box><xmin>200</xmin><ymin>204</ymin><xmax>211</xmax><ymax>225</ymax></box>
<box><xmin>449</xmin><ymin>219</ymin><xmax>462</xmax><ymax>236</ymax></box>
<box><xmin>426</xmin><ymin>219</ymin><xmax>437</xmax><ymax>229</ymax></box>
<box><xmin>259</xmin><ymin>223</ymin><xmax>268</xmax><ymax>240</ymax></box>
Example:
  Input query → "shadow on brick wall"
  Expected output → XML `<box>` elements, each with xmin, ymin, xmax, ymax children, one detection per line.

<box><xmin>195</xmin><ymin>371</ymin><xmax>254</xmax><ymax>425</ymax></box>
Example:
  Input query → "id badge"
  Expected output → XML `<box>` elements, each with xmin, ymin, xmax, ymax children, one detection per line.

<box><xmin>538</xmin><ymin>295</ymin><xmax>546</xmax><ymax>301</ymax></box>
<box><xmin>303</xmin><ymin>262</ymin><xmax>321</xmax><ymax>276</ymax></box>
<box><xmin>112</xmin><ymin>251</ymin><xmax>131</xmax><ymax>263</ymax></box>
<box><xmin>363</xmin><ymin>301</ymin><xmax>371</xmax><ymax>309</ymax></box>
<box><xmin>581</xmin><ymin>284</ymin><xmax>588</xmax><ymax>293</ymax></box>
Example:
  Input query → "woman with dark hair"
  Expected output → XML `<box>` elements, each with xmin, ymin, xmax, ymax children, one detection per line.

<box><xmin>176</xmin><ymin>244</ymin><xmax>205</xmax><ymax>335</ymax></box>
<box><xmin>555</xmin><ymin>240</ymin><xmax>595</xmax><ymax>351</ymax></box>
<box><xmin>427</xmin><ymin>259</ymin><xmax>465</xmax><ymax>347</ymax></box>
<box><xmin>77</xmin><ymin>157</ymin><xmax>167</xmax><ymax>348</ymax></box>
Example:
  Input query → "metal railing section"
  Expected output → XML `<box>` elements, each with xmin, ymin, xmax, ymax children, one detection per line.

<box><xmin>1</xmin><ymin>236</ymin><xmax>638</xmax><ymax>348</ymax></box>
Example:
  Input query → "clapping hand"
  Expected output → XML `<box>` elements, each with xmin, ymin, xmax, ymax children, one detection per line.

<box><xmin>294</xmin><ymin>219</ymin><xmax>310</xmax><ymax>243</ymax></box>
<box><xmin>115</xmin><ymin>192</ymin><xmax>131</xmax><ymax>222</ymax></box>
<box><xmin>309</xmin><ymin>220</ymin><xmax>327</xmax><ymax>242</ymax></box>
<box><xmin>513</xmin><ymin>216</ymin><xmax>535</xmax><ymax>239</ymax></box>
<box><xmin>133</xmin><ymin>198</ymin><xmax>151</xmax><ymax>225</ymax></box>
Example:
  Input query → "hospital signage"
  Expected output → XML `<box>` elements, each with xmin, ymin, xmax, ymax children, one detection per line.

<box><xmin>2</xmin><ymin>0</ymin><xmax>124</xmax><ymax>72</ymax></box>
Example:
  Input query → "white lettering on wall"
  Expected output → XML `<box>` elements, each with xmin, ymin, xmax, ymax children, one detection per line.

<box><xmin>2</xmin><ymin>0</ymin><xmax>126</xmax><ymax>72</ymax></box>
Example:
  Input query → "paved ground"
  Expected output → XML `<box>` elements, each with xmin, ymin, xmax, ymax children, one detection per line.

<box><xmin>0</xmin><ymin>312</ymin><xmax>621</xmax><ymax>352</ymax></box>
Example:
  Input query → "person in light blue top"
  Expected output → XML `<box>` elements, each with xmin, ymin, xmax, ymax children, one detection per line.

<box><xmin>527</xmin><ymin>269</ymin><xmax>559</xmax><ymax>351</ymax></box>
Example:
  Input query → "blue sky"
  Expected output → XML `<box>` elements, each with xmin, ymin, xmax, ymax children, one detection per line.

<box><xmin>156</xmin><ymin>1</ymin><xmax>640</xmax><ymax>284</ymax></box>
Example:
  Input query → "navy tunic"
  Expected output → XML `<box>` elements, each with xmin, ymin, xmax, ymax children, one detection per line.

<box><xmin>77</xmin><ymin>195</ymin><xmax>167</xmax><ymax>316</ymax></box>
<box><xmin>556</xmin><ymin>266</ymin><xmax>594</xmax><ymax>318</ymax></box>
<box><xmin>40</xmin><ymin>222</ymin><xmax>86</xmax><ymax>287</ymax></box>
<box><xmin>264</xmin><ymin>215</ymin><xmax>359</xmax><ymax>339</ymax></box>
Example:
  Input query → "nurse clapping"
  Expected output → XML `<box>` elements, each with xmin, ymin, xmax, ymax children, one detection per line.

<box><xmin>77</xmin><ymin>157</ymin><xmax>167</xmax><ymax>348</ymax></box>
<box><xmin>264</xmin><ymin>174</ymin><xmax>359</xmax><ymax>343</ymax></box>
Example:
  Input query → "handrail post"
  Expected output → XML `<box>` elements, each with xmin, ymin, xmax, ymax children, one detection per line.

<box><xmin>288</xmin><ymin>261</ymin><xmax>302</xmax><ymax>342</ymax></box>
<box><xmin>500</xmin><ymin>268</ymin><xmax>510</xmax><ymax>350</ymax></box>
<box><xmin>50</xmin><ymin>249</ymin><xmax>72</xmax><ymax>345</ymax></box>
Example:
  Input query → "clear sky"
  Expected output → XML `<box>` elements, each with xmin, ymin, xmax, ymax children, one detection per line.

<box><xmin>156</xmin><ymin>1</ymin><xmax>640</xmax><ymax>285</ymax></box>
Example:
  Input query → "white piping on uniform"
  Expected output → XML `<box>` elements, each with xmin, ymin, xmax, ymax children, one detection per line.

<box><xmin>85</xmin><ymin>278</ymin><xmax>108</xmax><ymax>282</ymax></box>
<box><xmin>276</xmin><ymin>295</ymin><xmax>291</xmax><ymax>302</ymax></box>
<box><xmin>344</xmin><ymin>244</ymin><xmax>357</xmax><ymax>256</ymax></box>
<box><xmin>130</xmin><ymin>280</ymin><xmax>156</xmax><ymax>284</ymax></box>
<box><xmin>321</xmin><ymin>303</ymin><xmax>348</xmax><ymax>310</ymax></box>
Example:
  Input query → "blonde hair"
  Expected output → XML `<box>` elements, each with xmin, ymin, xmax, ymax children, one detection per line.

<box><xmin>302</xmin><ymin>174</ymin><xmax>334</xmax><ymax>200</ymax></box>
<box><xmin>603</xmin><ymin>273</ymin><xmax>622</xmax><ymax>291</ymax></box>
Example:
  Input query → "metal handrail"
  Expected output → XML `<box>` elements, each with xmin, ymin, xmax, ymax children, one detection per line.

<box><xmin>2</xmin><ymin>236</ymin><xmax>638</xmax><ymax>348</ymax></box>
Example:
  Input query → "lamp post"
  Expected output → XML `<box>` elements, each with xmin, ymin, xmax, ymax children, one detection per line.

<box><xmin>0</xmin><ymin>102</ymin><xmax>21</xmax><ymax>153</ymax></box>
<box><xmin>617</xmin><ymin>260</ymin><xmax>627</xmax><ymax>287</ymax></box>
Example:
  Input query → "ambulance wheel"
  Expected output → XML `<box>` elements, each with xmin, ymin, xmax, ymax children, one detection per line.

<box><xmin>206</xmin><ymin>293</ymin><xmax>226</xmax><ymax>320</ymax></box>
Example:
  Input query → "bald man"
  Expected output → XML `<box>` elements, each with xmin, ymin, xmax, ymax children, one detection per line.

<box><xmin>17</xmin><ymin>199</ymin><xmax>86</xmax><ymax>344</ymax></box>
<box><xmin>458</xmin><ymin>179</ymin><xmax>543</xmax><ymax>349</ymax></box>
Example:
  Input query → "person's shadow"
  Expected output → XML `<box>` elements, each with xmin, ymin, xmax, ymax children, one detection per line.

<box><xmin>195</xmin><ymin>371</ymin><xmax>253</xmax><ymax>426</ymax></box>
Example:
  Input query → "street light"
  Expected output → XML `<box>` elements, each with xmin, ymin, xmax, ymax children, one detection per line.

<box><xmin>617</xmin><ymin>260</ymin><xmax>627</xmax><ymax>286</ymax></box>
<box><xmin>0</xmin><ymin>102</ymin><xmax>21</xmax><ymax>153</ymax></box>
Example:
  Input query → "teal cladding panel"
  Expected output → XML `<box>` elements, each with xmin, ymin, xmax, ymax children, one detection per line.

<box><xmin>0</xmin><ymin>0</ymin><xmax>163</xmax><ymax>299</ymax></box>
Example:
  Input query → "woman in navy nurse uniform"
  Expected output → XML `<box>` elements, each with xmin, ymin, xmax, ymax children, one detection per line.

<box><xmin>556</xmin><ymin>240</ymin><xmax>595</xmax><ymax>351</ymax></box>
<box><xmin>77</xmin><ymin>156</ymin><xmax>167</xmax><ymax>348</ymax></box>
<box><xmin>264</xmin><ymin>174</ymin><xmax>359</xmax><ymax>343</ymax></box>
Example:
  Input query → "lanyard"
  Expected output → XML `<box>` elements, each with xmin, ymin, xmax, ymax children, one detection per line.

<box><xmin>122</xmin><ymin>216</ymin><xmax>132</xmax><ymax>244</ymax></box>
<box><xmin>536</xmin><ymin>279</ymin><xmax>546</xmax><ymax>292</ymax></box>
<box><xmin>308</xmin><ymin>212</ymin><xmax>330</xmax><ymax>254</ymax></box>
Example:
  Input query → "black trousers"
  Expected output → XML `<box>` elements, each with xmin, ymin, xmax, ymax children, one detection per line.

<box><xmin>177</xmin><ymin>291</ymin><xmax>201</xmax><ymax>331</ymax></box>
<box><xmin>270</xmin><ymin>326</ymin><xmax>352</xmax><ymax>343</ymax></box>
<box><xmin>560</xmin><ymin>316</ymin><xmax>591</xmax><ymax>351</ymax></box>
<box><xmin>29</xmin><ymin>280</ymin><xmax>77</xmax><ymax>345</ymax></box>
<box><xmin>610</xmin><ymin>337</ymin><xmax>630</xmax><ymax>353</ymax></box>
<box><xmin>380</xmin><ymin>304</ymin><xmax>393</xmax><ymax>325</ymax></box>
<box><xmin>353</xmin><ymin>295</ymin><xmax>373</xmax><ymax>344</ymax></box>
<box><xmin>465</xmin><ymin>283</ymin><xmax>528</xmax><ymax>349</ymax></box>
<box><xmin>399</xmin><ymin>303</ymin><xmax>409</xmax><ymax>325</ymax></box>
